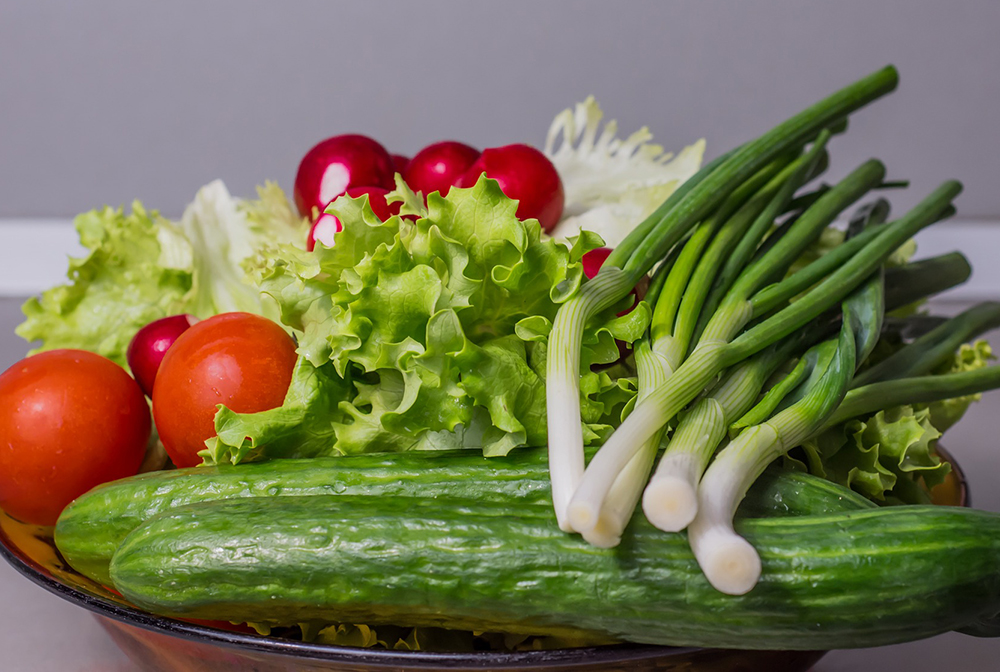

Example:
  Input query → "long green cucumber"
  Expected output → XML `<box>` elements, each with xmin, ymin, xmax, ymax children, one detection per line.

<box><xmin>110</xmin><ymin>495</ymin><xmax>1000</xmax><ymax>650</ymax></box>
<box><xmin>57</xmin><ymin>449</ymin><xmax>870</xmax><ymax>586</ymax></box>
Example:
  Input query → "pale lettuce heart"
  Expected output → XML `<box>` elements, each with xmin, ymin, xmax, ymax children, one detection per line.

<box><xmin>545</xmin><ymin>96</ymin><xmax>705</xmax><ymax>247</ymax></box>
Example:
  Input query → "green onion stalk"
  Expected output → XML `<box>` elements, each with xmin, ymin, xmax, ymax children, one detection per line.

<box><xmin>567</xmin><ymin>174</ymin><xmax>960</xmax><ymax>535</ymax></box>
<box><xmin>664</xmin><ymin>252</ymin><xmax>979</xmax><ymax>546</ymax></box>
<box><xmin>639</xmin><ymin>159</ymin><xmax>883</xmax><ymax>532</ymax></box>
<box><xmin>688</xmin><ymin>269</ymin><xmax>884</xmax><ymax>595</ymax></box>
<box><xmin>580</xmin><ymin>147</ymin><xmax>835</xmax><ymax>545</ymax></box>
<box><xmin>642</xmin><ymin>250</ymin><xmax>971</xmax><ymax>532</ymax></box>
<box><xmin>578</xmin><ymin>155</ymin><xmax>805</xmax><ymax>546</ymax></box>
<box><xmin>851</xmin><ymin>301</ymin><xmax>1000</xmax><ymax>387</ymax></box>
<box><xmin>545</xmin><ymin>66</ymin><xmax>900</xmax><ymax>531</ymax></box>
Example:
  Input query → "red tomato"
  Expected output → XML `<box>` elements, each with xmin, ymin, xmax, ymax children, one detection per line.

<box><xmin>0</xmin><ymin>350</ymin><xmax>150</xmax><ymax>525</ymax></box>
<box><xmin>455</xmin><ymin>144</ymin><xmax>564</xmax><ymax>232</ymax></box>
<box><xmin>293</xmin><ymin>134</ymin><xmax>394</xmax><ymax>218</ymax></box>
<box><xmin>307</xmin><ymin>186</ymin><xmax>401</xmax><ymax>251</ymax></box>
<box><xmin>152</xmin><ymin>313</ymin><xmax>297</xmax><ymax>468</ymax></box>
<box><xmin>403</xmin><ymin>141</ymin><xmax>480</xmax><ymax>198</ymax></box>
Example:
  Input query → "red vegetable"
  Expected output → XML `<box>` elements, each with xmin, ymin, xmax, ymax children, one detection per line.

<box><xmin>456</xmin><ymin>144</ymin><xmax>564</xmax><ymax>232</ymax></box>
<box><xmin>293</xmin><ymin>134</ymin><xmax>394</xmax><ymax>218</ymax></box>
<box><xmin>403</xmin><ymin>141</ymin><xmax>480</xmax><ymax>198</ymax></box>
<box><xmin>126</xmin><ymin>315</ymin><xmax>197</xmax><ymax>397</ymax></box>
<box><xmin>0</xmin><ymin>350</ymin><xmax>150</xmax><ymax>525</ymax></box>
<box><xmin>152</xmin><ymin>313</ymin><xmax>297</xmax><ymax>468</ymax></box>
<box><xmin>582</xmin><ymin>247</ymin><xmax>614</xmax><ymax>280</ymax></box>
<box><xmin>583</xmin><ymin>247</ymin><xmax>644</xmax><ymax>316</ymax></box>
<box><xmin>390</xmin><ymin>154</ymin><xmax>411</xmax><ymax>174</ymax></box>
<box><xmin>307</xmin><ymin>187</ymin><xmax>401</xmax><ymax>251</ymax></box>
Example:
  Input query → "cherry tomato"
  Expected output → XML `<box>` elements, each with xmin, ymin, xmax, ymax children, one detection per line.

<box><xmin>403</xmin><ymin>141</ymin><xmax>480</xmax><ymax>198</ymax></box>
<box><xmin>126</xmin><ymin>314</ymin><xmax>197</xmax><ymax>397</ymax></box>
<box><xmin>152</xmin><ymin>313</ymin><xmax>297</xmax><ymax>468</ymax></box>
<box><xmin>0</xmin><ymin>350</ymin><xmax>150</xmax><ymax>525</ymax></box>
<box><xmin>455</xmin><ymin>144</ymin><xmax>564</xmax><ymax>232</ymax></box>
<box><xmin>307</xmin><ymin>186</ymin><xmax>401</xmax><ymax>251</ymax></box>
<box><xmin>294</xmin><ymin>134</ymin><xmax>394</xmax><ymax>218</ymax></box>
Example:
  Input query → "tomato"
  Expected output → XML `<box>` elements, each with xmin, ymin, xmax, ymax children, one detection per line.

<box><xmin>0</xmin><ymin>350</ymin><xmax>150</xmax><ymax>525</ymax></box>
<box><xmin>152</xmin><ymin>313</ymin><xmax>297</xmax><ymax>468</ymax></box>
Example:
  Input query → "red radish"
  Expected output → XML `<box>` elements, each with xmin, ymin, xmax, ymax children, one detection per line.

<box><xmin>307</xmin><ymin>213</ymin><xmax>341</xmax><ymax>251</ymax></box>
<box><xmin>307</xmin><ymin>187</ymin><xmax>401</xmax><ymax>251</ymax></box>
<box><xmin>403</xmin><ymin>141</ymin><xmax>480</xmax><ymax>198</ymax></box>
<box><xmin>582</xmin><ymin>248</ymin><xmax>646</xmax><ymax>317</ymax></box>
<box><xmin>294</xmin><ymin>134</ymin><xmax>394</xmax><ymax>218</ymax></box>
<box><xmin>126</xmin><ymin>314</ymin><xmax>198</xmax><ymax>397</ymax></box>
<box><xmin>582</xmin><ymin>247</ymin><xmax>614</xmax><ymax>280</ymax></box>
<box><xmin>348</xmin><ymin>186</ymin><xmax>400</xmax><ymax>221</ymax></box>
<box><xmin>455</xmin><ymin>144</ymin><xmax>564</xmax><ymax>232</ymax></box>
<box><xmin>390</xmin><ymin>154</ymin><xmax>411</xmax><ymax>174</ymax></box>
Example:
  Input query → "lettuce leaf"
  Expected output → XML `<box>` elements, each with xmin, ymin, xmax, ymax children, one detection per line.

<box><xmin>796</xmin><ymin>405</ymin><xmax>946</xmax><ymax>503</ymax></box>
<box><xmin>17</xmin><ymin>203</ymin><xmax>194</xmax><ymax>366</ymax></box>
<box><xmin>17</xmin><ymin>180</ymin><xmax>308</xmax><ymax>367</ymax></box>
<box><xmin>789</xmin><ymin>340</ymin><xmax>993</xmax><ymax>503</ymax></box>
<box><xmin>922</xmin><ymin>340</ymin><xmax>994</xmax><ymax>431</ymax></box>
<box><xmin>545</xmin><ymin>97</ymin><xmax>704</xmax><ymax>247</ymax></box>
<box><xmin>313</xmin><ymin>622</ymin><xmax>614</xmax><ymax>652</ymax></box>
<box><xmin>209</xmin><ymin>177</ymin><xmax>642</xmax><ymax>464</ymax></box>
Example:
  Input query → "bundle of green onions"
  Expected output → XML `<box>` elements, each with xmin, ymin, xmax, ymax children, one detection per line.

<box><xmin>546</xmin><ymin>64</ymin><xmax>1000</xmax><ymax>594</ymax></box>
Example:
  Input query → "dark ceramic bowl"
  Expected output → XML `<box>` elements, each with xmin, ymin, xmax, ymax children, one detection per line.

<box><xmin>0</xmin><ymin>450</ymin><xmax>967</xmax><ymax>672</ymax></box>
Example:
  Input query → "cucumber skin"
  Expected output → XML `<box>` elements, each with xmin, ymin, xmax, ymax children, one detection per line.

<box><xmin>56</xmin><ymin>450</ymin><xmax>549</xmax><ymax>586</ymax></box>
<box><xmin>110</xmin><ymin>495</ymin><xmax>1000</xmax><ymax>651</ymax></box>
<box><xmin>55</xmin><ymin>450</ymin><xmax>870</xmax><ymax>587</ymax></box>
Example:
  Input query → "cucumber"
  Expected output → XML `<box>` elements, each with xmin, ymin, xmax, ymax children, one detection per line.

<box><xmin>109</xmin><ymin>495</ymin><xmax>1000</xmax><ymax>651</ymax></box>
<box><xmin>57</xmin><ymin>449</ymin><xmax>869</xmax><ymax>586</ymax></box>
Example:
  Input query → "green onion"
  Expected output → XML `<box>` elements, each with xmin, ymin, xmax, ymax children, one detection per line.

<box><xmin>568</xmin><ymin>166</ymin><xmax>934</xmax><ymax>535</ymax></box>
<box><xmin>546</xmin><ymin>66</ymin><xmax>900</xmax><ymax>529</ymax></box>
<box><xmin>851</xmin><ymin>302</ymin><xmax>1000</xmax><ymax>386</ymax></box>
<box><xmin>826</xmin><ymin>365</ymin><xmax>1000</xmax><ymax>428</ymax></box>
<box><xmin>690</xmin><ymin>267</ymin><xmax>882</xmax><ymax>595</ymax></box>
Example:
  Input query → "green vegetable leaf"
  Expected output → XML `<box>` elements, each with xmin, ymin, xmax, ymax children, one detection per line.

<box><xmin>922</xmin><ymin>340</ymin><xmax>994</xmax><ymax>431</ymax></box>
<box><xmin>216</xmin><ymin>177</ymin><xmax>639</xmax><ymax>462</ymax></box>
<box><xmin>202</xmin><ymin>357</ymin><xmax>353</xmax><ymax>465</ymax></box>
<box><xmin>17</xmin><ymin>203</ymin><xmax>193</xmax><ymax>366</ymax></box>
<box><xmin>17</xmin><ymin>180</ymin><xmax>307</xmax><ymax>367</ymax></box>
<box><xmin>795</xmin><ymin>405</ymin><xmax>948</xmax><ymax>503</ymax></box>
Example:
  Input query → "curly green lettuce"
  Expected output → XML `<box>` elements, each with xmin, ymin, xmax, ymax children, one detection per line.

<box><xmin>789</xmin><ymin>340</ymin><xmax>993</xmax><ymax>503</ymax></box>
<box><xmin>17</xmin><ymin>203</ymin><xmax>194</xmax><ymax>366</ymax></box>
<box><xmin>206</xmin><ymin>177</ymin><xmax>645</xmax><ymax>464</ymax></box>
<box><xmin>17</xmin><ymin>180</ymin><xmax>308</xmax><ymax>367</ymax></box>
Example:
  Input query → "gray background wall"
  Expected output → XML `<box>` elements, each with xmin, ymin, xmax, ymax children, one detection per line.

<box><xmin>1</xmin><ymin>0</ymin><xmax>999</xmax><ymax>220</ymax></box>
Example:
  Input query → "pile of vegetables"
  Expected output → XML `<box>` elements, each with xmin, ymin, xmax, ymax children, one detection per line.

<box><xmin>3</xmin><ymin>64</ymin><xmax>1000</xmax><ymax>652</ymax></box>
